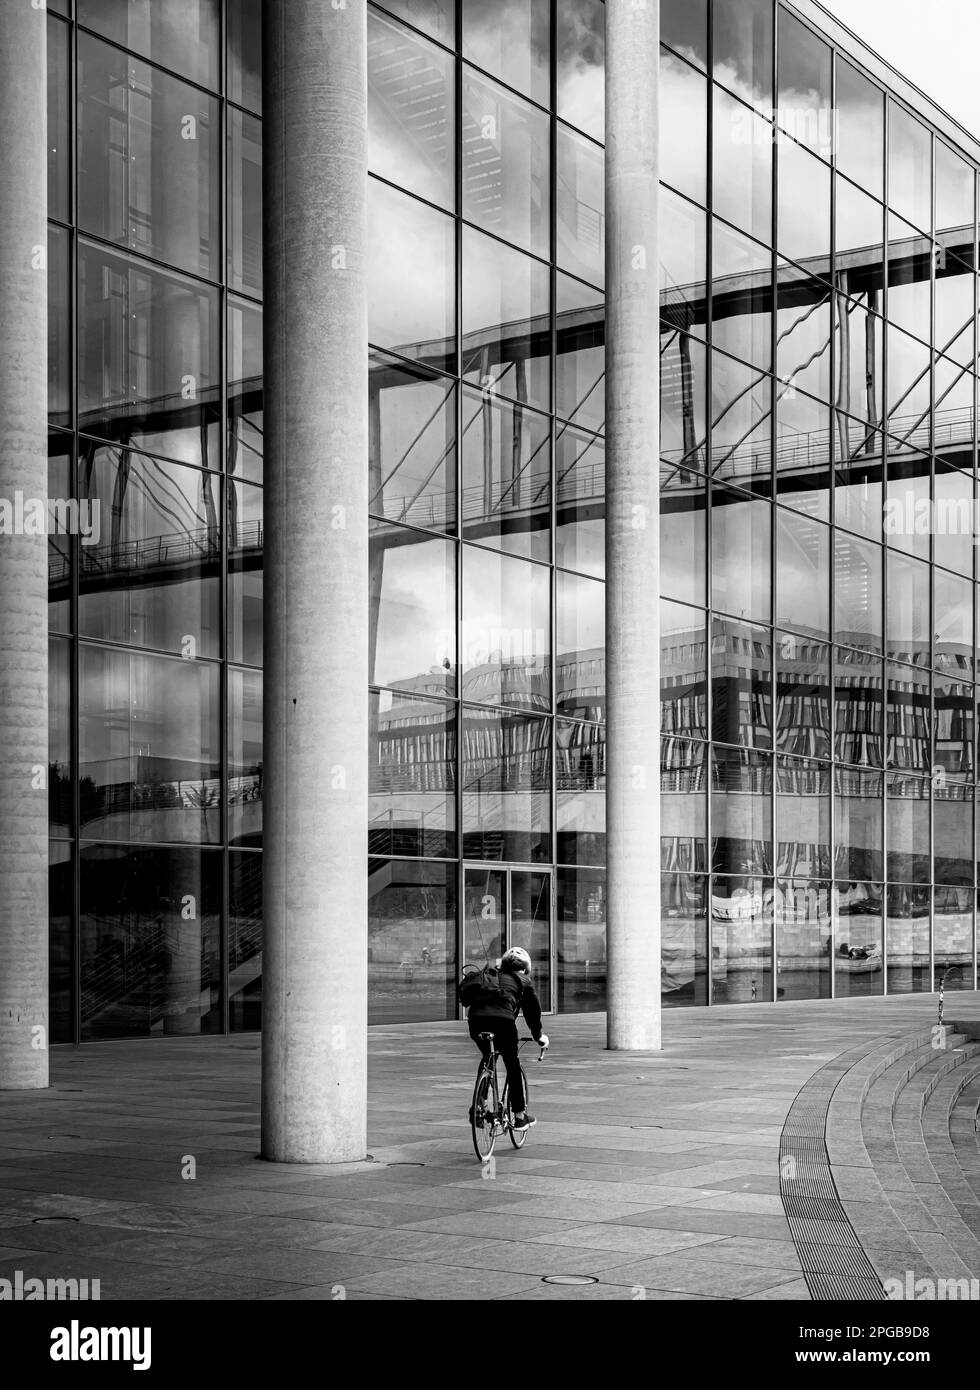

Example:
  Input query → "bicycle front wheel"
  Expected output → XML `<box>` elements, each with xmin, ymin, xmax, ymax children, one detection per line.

<box><xmin>471</xmin><ymin>1066</ymin><xmax>496</xmax><ymax>1162</ymax></box>
<box><xmin>505</xmin><ymin>1065</ymin><xmax>530</xmax><ymax>1149</ymax></box>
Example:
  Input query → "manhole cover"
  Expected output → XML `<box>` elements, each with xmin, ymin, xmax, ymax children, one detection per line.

<box><xmin>542</xmin><ymin>1275</ymin><xmax>598</xmax><ymax>1286</ymax></box>
<box><xmin>32</xmin><ymin>1216</ymin><xmax>79</xmax><ymax>1224</ymax></box>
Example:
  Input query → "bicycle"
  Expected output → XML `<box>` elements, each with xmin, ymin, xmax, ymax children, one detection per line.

<box><xmin>470</xmin><ymin>1033</ymin><xmax>546</xmax><ymax>1162</ymax></box>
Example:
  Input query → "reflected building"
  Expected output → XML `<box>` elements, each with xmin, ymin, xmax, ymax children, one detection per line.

<box><xmin>37</xmin><ymin>0</ymin><xmax>980</xmax><ymax>1041</ymax></box>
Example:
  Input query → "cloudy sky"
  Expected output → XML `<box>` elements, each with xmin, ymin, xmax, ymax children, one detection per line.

<box><xmin>822</xmin><ymin>0</ymin><xmax>980</xmax><ymax>138</ymax></box>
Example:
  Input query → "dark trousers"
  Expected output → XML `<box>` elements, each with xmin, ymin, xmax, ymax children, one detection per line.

<box><xmin>469</xmin><ymin>1016</ymin><xmax>526</xmax><ymax>1112</ymax></box>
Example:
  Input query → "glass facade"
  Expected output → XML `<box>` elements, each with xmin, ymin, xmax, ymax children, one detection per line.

<box><xmin>46</xmin><ymin>0</ymin><xmax>979</xmax><ymax>1042</ymax></box>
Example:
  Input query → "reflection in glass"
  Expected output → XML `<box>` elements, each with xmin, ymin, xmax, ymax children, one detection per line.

<box><xmin>462</xmin><ymin>69</ymin><xmax>550</xmax><ymax>258</ymax></box>
<box><xmin>661</xmin><ymin>601</ymin><xmax>707</xmax><ymax>742</ymax></box>
<box><xmin>835</xmin><ymin>648</ymin><xmax>883</xmax><ymax>769</ymax></box>
<box><xmin>711</xmin><ymin>876</ymin><xmax>773</xmax><ymax>1003</ymax></box>
<box><xmin>461</xmin><ymin>706</ymin><xmax>551</xmax><ymax>861</ymax></box>
<box><xmin>886</xmin><ymin>328</ymin><xmax>930</xmax><ymax>451</ymax></box>
<box><xmin>934</xmin><ymin>784</ymin><xmax>973</xmax><ymax>885</ymax></box>
<box><xmin>80</xmin><ymin>844</ymin><xmax>221</xmax><ymax>1040</ymax></box>
<box><xmin>227</xmin><ymin>108</ymin><xmax>263</xmax><ymax>298</ymax></box>
<box><xmin>379</xmin><ymin>0</ymin><xmax>455</xmax><ymax>47</ymax></box>
<box><xmin>711</xmin><ymin>486</ymin><xmax>771</xmax><ymax>622</ymax></box>
<box><xmin>933</xmin><ymin>357</ymin><xmax>975</xmax><ymax>473</ymax></box>
<box><xmin>50</xmin><ymin>637</ymin><xmax>72</xmax><ymax>838</ymax></box>
<box><xmin>371</xmin><ymin>353</ymin><xmax>455</xmax><ymax>534</ymax></box>
<box><xmin>556</xmin><ymin>272</ymin><xmax>603</xmax><ymax>431</ymax></box>
<box><xmin>461</xmin><ymin>388</ymin><xmax>549</xmax><ymax>561</ymax></box>
<box><xmin>776</xmin><ymin>878</ymin><xmax>832</xmax><ymax>1000</ymax></box>
<box><xmin>557</xmin><ymin>124</ymin><xmax>604</xmax><ymax>287</ymax></box>
<box><xmin>834</xmin><ymin>447</ymin><xmax>882</xmax><ymax>538</ymax></box>
<box><xmin>834</xmin><ymin>880</ymin><xmax>884</xmax><ymax>997</ymax></box>
<box><xmin>228</xmin><ymin>299</ymin><xmax>263</xmax><ymax>484</ymax></box>
<box><xmin>886</xmin><ymin>884</ymin><xmax>930</xmax><ymax>994</ymax></box>
<box><xmin>778</xmin><ymin>139</ymin><xmax>830</xmax><ymax>268</ymax></box>
<box><xmin>836</xmin><ymin>175</ymin><xmax>883</xmax><ymax>273</ymax></box>
<box><xmin>369</xmin><ymin>689</ymin><xmax>455</xmax><ymax>858</ymax></box>
<box><xmin>776</xmin><ymin>631</ymin><xmax>830</xmax><ymax>759</ymax></box>
<box><xmin>509</xmin><ymin>872</ymin><xmax>553</xmax><ymax>1009</ymax></box>
<box><xmin>835</xmin><ymin>59</ymin><xmax>883</xmax><ymax>199</ymax></box>
<box><xmin>886</xmin><ymin>660</ymin><xmax>930</xmax><ymax>771</ymax></box>
<box><xmin>662</xmin><ymin>0</ymin><xmax>707</xmax><ymax>68</ymax></box>
<box><xmin>887</xmin><ymin>214</ymin><xmax>931</xmax><ymax>342</ymax></box>
<box><xmin>711</xmin><ymin>747</ymin><xmax>772</xmax><ymax>875</ymax></box>
<box><xmin>662</xmin><ymin>873</ymin><xmax>707</xmax><ymax>1005</ymax></box>
<box><xmin>712</xmin><ymin>87</ymin><xmax>773</xmax><ymax>244</ymax></box>
<box><xmin>710</xmin><ymin>353</ymin><xmax>772</xmax><ymax>484</ymax></box>
<box><xmin>49</xmin><ymin>842</ymin><xmax>73</xmax><ymax>1043</ymax></box>
<box><xmin>835</xmin><ymin>768</ymin><xmax>883</xmax><ymax>879</ymax></box>
<box><xmin>776</xmin><ymin>510</ymin><xmax>829</xmax><ymax>638</ymax></box>
<box><xmin>369</xmin><ymin>10</ymin><xmax>453</xmax><ymax>209</ymax></box>
<box><xmin>556</xmin><ymin>425</ymin><xmax>604</xmax><ymax>578</ymax></box>
<box><xmin>557</xmin><ymin>866</ymin><xmax>606</xmax><ymax>1012</ymax></box>
<box><xmin>556</xmin><ymin>0</ymin><xmax>604</xmax><ymax>142</ymax></box>
<box><xmin>369</xmin><ymin>180</ymin><xmax>455</xmax><ymax>371</ymax></box>
<box><xmin>933</xmin><ymin>883</ymin><xmax>974</xmax><ymax>990</ymax></box>
<box><xmin>662</xmin><ymin>191</ymin><xmax>708</xmax><ymax>339</ymax></box>
<box><xmin>661</xmin><ymin>331</ymin><xmax>707</xmax><ymax>469</ymax></box>
<box><xmin>935</xmin><ymin>566</ymin><xmax>973</xmax><ymax>674</ymax></box>
<box><xmin>888</xmin><ymin>101</ymin><xmax>932</xmax><ymax>232</ymax></box>
<box><xmin>369</xmin><ymin>859</ymin><xmax>456</xmax><ymax>1023</ymax></box>
<box><xmin>777</xmin><ymin>9</ymin><xmax>832</xmax><ymax>156</ymax></box>
<box><xmin>834</xmin><ymin>534</ymin><xmax>882</xmax><ymax>651</ymax></box>
<box><xmin>48</xmin><ymin>15</ymin><xmax>69</xmax><ymax>222</ymax></box>
<box><xmin>227</xmin><ymin>0</ymin><xmax>262</xmax><ymax>113</ymax></box>
<box><xmin>711</xmin><ymin>618</ymin><xmax>771</xmax><ymax>749</ymax></box>
<box><xmin>776</xmin><ymin>392</ymin><xmax>830</xmax><ymax>503</ymax></box>
<box><xmin>662</xmin><ymin>739</ymin><xmax>706</xmax><ymax>872</ymax></box>
<box><xmin>78</xmin><ymin>0</ymin><xmax>220</xmax><ymax>90</ymax></box>
<box><xmin>463</xmin><ymin>226</ymin><xmax>549</xmax><ymax>411</ymax></box>
<box><xmin>228</xmin><ymin>667</ymin><xmax>262</xmax><ymax>849</ymax></box>
<box><xmin>78</xmin><ymin>242</ymin><xmax>220</xmax><ymax>466</ymax></box>
<box><xmin>49</xmin><ymin>437</ymin><xmax>72</xmax><ymax>634</ymax></box>
<box><xmin>229</xmin><ymin>849</ymin><xmax>262</xmax><ymax>1030</ymax></box>
<box><xmin>461</xmin><ymin>545</ymin><xmax>550</xmax><ymax>709</ymax></box>
<box><xmin>369</xmin><ymin>527</ymin><xmax>456</xmax><ymax>695</ymax></box>
<box><xmin>660</xmin><ymin>48</ymin><xmax>707</xmax><ymax>206</ymax></box>
<box><xmin>934</xmin><ymin>673</ymin><xmax>973</xmax><ymax>784</ymax></box>
<box><xmin>711</xmin><ymin>220</ymin><xmax>770</xmax><ymax>370</ymax></box>
<box><xmin>556</xmin><ymin>719</ymin><xmax>605</xmax><ymax>866</ymax></box>
<box><xmin>935</xmin><ymin>250</ymin><xmax>975</xmax><ymax>369</ymax></box>
<box><xmin>886</xmin><ymin>773</ymin><xmax>930</xmax><ymax>883</ymax></box>
<box><xmin>227</xmin><ymin>479</ymin><xmax>263</xmax><ymax>668</ymax></box>
<box><xmin>713</xmin><ymin>0</ymin><xmax>773</xmax><ymax>113</ymax></box>
<box><xmin>833</xmin><ymin>286</ymin><xmax>883</xmax><ymax>439</ymax></box>
<box><xmin>661</xmin><ymin>480</ymin><xmax>706</xmax><ymax>606</ymax></box>
<box><xmin>462</xmin><ymin>0</ymin><xmax>548</xmax><ymax>103</ymax></box>
<box><xmin>557</xmin><ymin>571</ymin><xmax>605</xmax><ymax>720</ymax></box>
<box><xmin>886</xmin><ymin>551</ymin><xmax>929</xmax><ymax>664</ymax></box>
<box><xmin>777</xmin><ymin>756</ymin><xmax>830</xmax><ymax>879</ymax></box>
<box><xmin>48</xmin><ymin>227</ymin><xmax>71</xmax><ymax>429</ymax></box>
<box><xmin>77</xmin><ymin>34</ymin><xmax>219</xmax><ymax>279</ymax></box>
<box><xmin>79</xmin><ymin>446</ymin><xmax>221</xmax><ymax>659</ymax></box>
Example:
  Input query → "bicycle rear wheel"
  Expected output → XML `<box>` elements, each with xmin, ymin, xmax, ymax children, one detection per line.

<box><xmin>471</xmin><ymin>1065</ymin><xmax>496</xmax><ymax>1161</ymax></box>
<box><xmin>504</xmin><ymin>1065</ymin><xmax>530</xmax><ymax>1149</ymax></box>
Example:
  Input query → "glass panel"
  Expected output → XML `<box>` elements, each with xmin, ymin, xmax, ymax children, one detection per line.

<box><xmin>935</xmin><ymin>785</ymin><xmax>973</xmax><ymax>884</ymax></box>
<box><xmin>661</xmin><ymin>479</ymin><xmax>706</xmax><ymax>605</ymax></box>
<box><xmin>227</xmin><ymin>108</ymin><xmax>263</xmax><ymax>298</ymax></box>
<box><xmin>887</xmin><ymin>214</ymin><xmax>931</xmax><ymax>342</ymax></box>
<box><xmin>461</xmin><ymin>545</ymin><xmax>550</xmax><ymax>709</ymax></box>
<box><xmin>711</xmin><ymin>486</ymin><xmax>771</xmax><ymax>622</ymax></box>
<box><xmin>934</xmin><ymin>356</ymin><xmax>975</xmax><ymax>472</ymax></box>
<box><xmin>834</xmin><ymin>424</ymin><xmax>883</xmax><ymax>530</ymax></box>
<box><xmin>934</xmin><ymin>675</ymin><xmax>973</xmax><ymax>782</ymax></box>
<box><xmin>834</xmin><ymin>648</ymin><xmax>884</xmax><ymax>769</ymax></box>
<box><xmin>557</xmin><ymin>571</ymin><xmax>605</xmax><ymax>720</ymax></box>
<box><xmin>227</xmin><ymin>298</ymin><xmax>263</xmax><ymax>484</ymax></box>
<box><xmin>886</xmin><ymin>773</ymin><xmax>930</xmax><ymax>882</ymax></box>
<box><xmin>776</xmin><ymin>630</ymin><xmax>830</xmax><ymax>759</ymax></box>
<box><xmin>834</xmin><ymin>767</ymin><xmax>883</xmax><ymax>879</ymax></box>
<box><xmin>555</xmin><ymin>271</ymin><xmax>603</xmax><ymax>431</ymax></box>
<box><xmin>776</xmin><ymin>878</ymin><xmax>832</xmax><ymax>1000</ymax></box>
<box><xmin>778</xmin><ymin>139</ymin><xmax>830</xmax><ymax>269</ymax></box>
<box><xmin>886</xmin><ymin>551</ymin><xmax>930</xmax><ymax>664</ymax></box>
<box><xmin>462</xmin><ymin>0</ymin><xmax>548</xmax><ymax>104</ymax></box>
<box><xmin>834</xmin><ymin>534</ymin><xmax>882</xmax><ymax>652</ymax></box>
<box><xmin>662</xmin><ymin>738</ymin><xmax>707</xmax><ymax>872</ymax></box>
<box><xmin>509</xmin><ymin>869</ymin><xmax>552</xmax><ymax>1011</ymax></box>
<box><xmin>886</xmin><ymin>884</ymin><xmax>931</xmax><ymax>993</ymax></box>
<box><xmin>776</xmin><ymin>269</ymin><xmax>832</xmax><ymax>409</ymax></box>
<box><xmin>228</xmin><ymin>849</ymin><xmax>262</xmax><ymax>1030</ymax></box>
<box><xmin>834</xmin><ymin>59</ymin><xmax>884</xmax><ymax>199</ymax></box>
<box><xmin>660</xmin><ymin>47</ymin><xmax>707</xmax><ymax>206</ymax></box>
<box><xmin>888</xmin><ymin>101</ymin><xmax>932</xmax><ymax>232</ymax></box>
<box><xmin>462</xmin><ymin>69</ymin><xmax>549</xmax><ymax>258</ymax></box>
<box><xmin>79</xmin><ymin>845</ymin><xmax>221</xmax><ymax>1039</ymax></box>
<box><xmin>370</xmin><ymin>352</ymin><xmax>456</xmax><ymax>536</ymax></box>
<box><xmin>776</xmin><ymin>392</ymin><xmax>829</xmax><ymax>511</ymax></box>
<box><xmin>463</xmin><ymin>226</ymin><xmax>549</xmax><ymax>411</ymax></box>
<box><xmin>661</xmin><ymin>600</ymin><xmax>708</xmax><ymax>742</ymax></box>
<box><xmin>48</xmin><ymin>226</ymin><xmax>71</xmax><ymax>429</ymax></box>
<box><xmin>713</xmin><ymin>0</ymin><xmax>773</xmax><ymax>114</ymax></box>
<box><xmin>834</xmin><ymin>880</ymin><xmax>884</xmax><ymax>997</ymax></box>
<box><xmin>369</xmin><ymin>526</ymin><xmax>456</xmax><ymax>695</ymax></box>
<box><xmin>369</xmin><ymin>180</ymin><xmax>455</xmax><ymax>372</ymax></box>
<box><xmin>78</xmin><ymin>0</ymin><xmax>220</xmax><ymax>90</ymax></box>
<box><xmin>464</xmin><ymin>865</ymin><xmax>506</xmax><ymax>967</ymax></box>
<box><xmin>78</xmin><ymin>242</ymin><xmax>220</xmax><ymax>466</ymax></box>
<box><xmin>48</xmin><ymin>15</ymin><xmax>70</xmax><ymax>223</ymax></box>
<box><xmin>557</xmin><ymin>866</ymin><xmax>606</xmax><ymax>1012</ymax></box>
<box><xmin>78</xmin><ymin>446</ymin><xmax>221</xmax><ymax>658</ymax></box>
<box><xmin>833</xmin><ymin>286</ymin><xmax>883</xmax><ymax>439</ymax></box>
<box><xmin>460</xmin><ymin>387</ymin><xmax>550</xmax><ymax>561</ymax></box>
<box><xmin>49</xmin><ymin>841</ymin><xmax>73</xmax><ymax>1043</ymax></box>
<box><xmin>936</xmin><ymin>141</ymin><xmax>975</xmax><ymax>238</ymax></box>
<box><xmin>835</xmin><ymin>176</ymin><xmax>883</xmax><ymax>278</ymax></box>
<box><xmin>933</xmin><ymin>884</ymin><xmax>974</xmax><ymax>989</ymax></box>
<box><xmin>661</xmin><ymin>331</ymin><xmax>707</xmax><ymax>469</ymax></box>
<box><xmin>776</xmin><ymin>9</ymin><xmax>832</xmax><ymax>157</ymax></box>
<box><xmin>934</xmin><ymin>567</ymin><xmax>973</xmax><ymax>675</ymax></box>
<box><xmin>50</xmin><ymin>637</ymin><xmax>72</xmax><ymax>838</ymax></box>
<box><xmin>556</xmin><ymin>424</ymin><xmax>604</xmax><ymax>578</ymax></box>
<box><xmin>79</xmin><ymin>645</ymin><xmax>220</xmax><ymax>844</ymax></box>
<box><xmin>711</xmin><ymin>876</ymin><xmax>774</xmax><ymax>1002</ymax></box>
<box><xmin>710</xmin><ymin>353</ymin><xmax>772</xmax><ymax>485</ymax></box>
<box><xmin>227</xmin><ymin>0</ymin><xmax>261</xmax><ymax>112</ymax></box>
<box><xmin>556</xmin><ymin>0</ymin><xmax>604</xmax><ymax>142</ymax></box>
<box><xmin>662</xmin><ymin>193</ymin><xmax>708</xmax><ymax>339</ymax></box>
<box><xmin>49</xmin><ymin>436</ymin><xmax>73</xmax><ymax>634</ymax></box>
<box><xmin>369</xmin><ymin>689</ymin><xmax>455</xmax><ymax>858</ymax></box>
<box><xmin>662</xmin><ymin>873</ymin><xmax>708</xmax><ymax>1005</ymax></box>
<box><xmin>228</xmin><ymin>666</ymin><xmax>262</xmax><ymax>849</ymax></box>
<box><xmin>461</xmin><ymin>708</ymin><xmax>551</xmax><ymax>861</ymax></box>
<box><xmin>77</xmin><ymin>34</ymin><xmax>219</xmax><ymax>279</ymax></box>
<box><xmin>369</xmin><ymin>859</ymin><xmax>456</xmax><ymax>1024</ymax></box>
<box><xmin>712</xmin><ymin>87</ymin><xmax>773</xmax><ymax>244</ymax></box>
<box><xmin>378</xmin><ymin>0</ymin><xmax>455</xmax><ymax>47</ymax></box>
<box><xmin>935</xmin><ymin>249</ymin><xmax>975</xmax><ymax>368</ymax></box>
<box><xmin>886</xmin><ymin>328</ymin><xmax>930</xmax><ymax>452</ymax></box>
<box><xmin>556</xmin><ymin>718</ymin><xmax>606</xmax><ymax>865</ymax></box>
<box><xmin>776</xmin><ymin>509</ymin><xmax>829</xmax><ymax>637</ymax></box>
<box><xmin>662</xmin><ymin>0</ymin><xmax>707</xmax><ymax>68</ymax></box>
<box><xmin>711</xmin><ymin>747</ymin><xmax>772</xmax><ymax>875</ymax></box>
<box><xmin>711</xmin><ymin>617</ymin><xmax>772</xmax><ymax>749</ymax></box>
<box><xmin>711</xmin><ymin>219</ymin><xmax>770</xmax><ymax>370</ymax></box>
<box><xmin>886</xmin><ymin>660</ymin><xmax>930</xmax><ymax>771</ymax></box>
<box><xmin>557</xmin><ymin>123</ymin><xmax>604</xmax><ymax>287</ymax></box>
<box><xmin>227</xmin><ymin>478</ymin><xmax>263</xmax><ymax>668</ymax></box>
<box><xmin>369</xmin><ymin>9</ymin><xmax>453</xmax><ymax>210</ymax></box>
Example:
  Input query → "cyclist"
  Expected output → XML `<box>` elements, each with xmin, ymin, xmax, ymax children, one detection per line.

<box><xmin>461</xmin><ymin>946</ymin><xmax>549</xmax><ymax>1130</ymax></box>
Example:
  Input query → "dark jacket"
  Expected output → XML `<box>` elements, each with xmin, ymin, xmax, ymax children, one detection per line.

<box><xmin>462</xmin><ymin>965</ymin><xmax>544</xmax><ymax>1042</ymax></box>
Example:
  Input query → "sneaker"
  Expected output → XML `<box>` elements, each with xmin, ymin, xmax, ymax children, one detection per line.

<box><xmin>511</xmin><ymin>1112</ymin><xmax>536</xmax><ymax>1130</ymax></box>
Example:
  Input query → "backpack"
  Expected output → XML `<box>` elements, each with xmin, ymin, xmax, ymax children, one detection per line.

<box><xmin>458</xmin><ymin>963</ymin><xmax>510</xmax><ymax>1010</ymax></box>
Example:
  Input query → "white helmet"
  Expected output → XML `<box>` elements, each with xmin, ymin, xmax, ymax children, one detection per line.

<box><xmin>501</xmin><ymin>946</ymin><xmax>532</xmax><ymax>973</ymax></box>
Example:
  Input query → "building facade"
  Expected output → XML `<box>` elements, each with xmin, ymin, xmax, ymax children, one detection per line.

<box><xmin>31</xmin><ymin>0</ymin><xmax>980</xmax><ymax>1045</ymax></box>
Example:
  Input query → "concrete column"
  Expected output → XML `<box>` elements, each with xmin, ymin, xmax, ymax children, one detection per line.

<box><xmin>605</xmin><ymin>0</ymin><xmax>661</xmax><ymax>1051</ymax></box>
<box><xmin>0</xmin><ymin>4</ymin><xmax>48</xmax><ymax>1089</ymax></box>
<box><xmin>261</xmin><ymin>1</ymin><xmax>369</xmax><ymax>1161</ymax></box>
